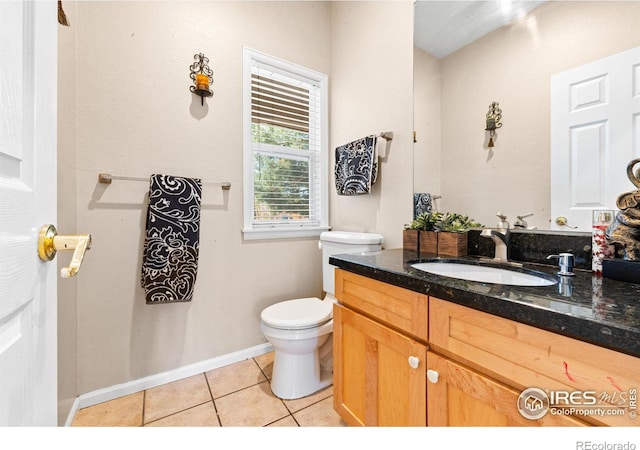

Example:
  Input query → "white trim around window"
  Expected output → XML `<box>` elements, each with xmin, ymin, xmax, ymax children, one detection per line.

<box><xmin>242</xmin><ymin>47</ymin><xmax>329</xmax><ymax>240</ymax></box>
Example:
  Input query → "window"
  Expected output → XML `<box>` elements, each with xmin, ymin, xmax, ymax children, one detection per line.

<box><xmin>243</xmin><ymin>48</ymin><xmax>329</xmax><ymax>240</ymax></box>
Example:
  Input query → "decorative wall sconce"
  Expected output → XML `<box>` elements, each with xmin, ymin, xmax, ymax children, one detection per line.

<box><xmin>485</xmin><ymin>102</ymin><xmax>502</xmax><ymax>147</ymax></box>
<box><xmin>58</xmin><ymin>1</ymin><xmax>70</xmax><ymax>26</ymax></box>
<box><xmin>189</xmin><ymin>53</ymin><xmax>213</xmax><ymax>106</ymax></box>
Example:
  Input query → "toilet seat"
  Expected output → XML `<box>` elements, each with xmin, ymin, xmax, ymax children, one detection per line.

<box><xmin>261</xmin><ymin>297</ymin><xmax>332</xmax><ymax>330</ymax></box>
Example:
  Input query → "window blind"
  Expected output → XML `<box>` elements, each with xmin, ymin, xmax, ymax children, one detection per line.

<box><xmin>250</xmin><ymin>62</ymin><xmax>322</xmax><ymax>226</ymax></box>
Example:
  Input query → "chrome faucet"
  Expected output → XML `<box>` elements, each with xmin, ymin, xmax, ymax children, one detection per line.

<box><xmin>480</xmin><ymin>228</ymin><xmax>510</xmax><ymax>262</ymax></box>
<box><xmin>480</xmin><ymin>212</ymin><xmax>511</xmax><ymax>262</ymax></box>
<box><xmin>513</xmin><ymin>212</ymin><xmax>533</xmax><ymax>229</ymax></box>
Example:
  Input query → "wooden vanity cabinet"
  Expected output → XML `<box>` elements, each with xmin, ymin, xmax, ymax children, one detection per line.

<box><xmin>333</xmin><ymin>269</ymin><xmax>639</xmax><ymax>427</ymax></box>
<box><xmin>333</xmin><ymin>269</ymin><xmax>428</xmax><ymax>426</ymax></box>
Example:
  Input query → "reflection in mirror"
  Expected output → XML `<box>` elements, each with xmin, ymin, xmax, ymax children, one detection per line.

<box><xmin>413</xmin><ymin>1</ymin><xmax>640</xmax><ymax>231</ymax></box>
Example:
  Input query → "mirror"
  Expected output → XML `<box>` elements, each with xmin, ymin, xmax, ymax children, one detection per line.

<box><xmin>413</xmin><ymin>1</ymin><xmax>640</xmax><ymax>231</ymax></box>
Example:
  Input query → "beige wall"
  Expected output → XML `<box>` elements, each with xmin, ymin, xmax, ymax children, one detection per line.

<box><xmin>413</xmin><ymin>47</ymin><xmax>441</xmax><ymax>202</ymax></box>
<box><xmin>329</xmin><ymin>1</ymin><xmax>414</xmax><ymax>247</ymax></box>
<box><xmin>416</xmin><ymin>1</ymin><xmax>640</xmax><ymax>229</ymax></box>
<box><xmin>57</xmin><ymin>0</ymin><xmax>414</xmax><ymax>416</ymax></box>
<box><xmin>61</xmin><ymin>0</ymin><xmax>331</xmax><ymax>396</ymax></box>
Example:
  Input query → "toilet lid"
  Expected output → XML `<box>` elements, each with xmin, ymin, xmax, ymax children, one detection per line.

<box><xmin>261</xmin><ymin>297</ymin><xmax>332</xmax><ymax>330</ymax></box>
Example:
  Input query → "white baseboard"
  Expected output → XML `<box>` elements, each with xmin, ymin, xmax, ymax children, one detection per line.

<box><xmin>64</xmin><ymin>397</ymin><xmax>81</xmax><ymax>427</ymax></box>
<box><xmin>65</xmin><ymin>342</ymin><xmax>274</xmax><ymax>425</ymax></box>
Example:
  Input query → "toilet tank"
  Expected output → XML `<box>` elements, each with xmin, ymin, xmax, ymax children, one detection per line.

<box><xmin>320</xmin><ymin>231</ymin><xmax>384</xmax><ymax>295</ymax></box>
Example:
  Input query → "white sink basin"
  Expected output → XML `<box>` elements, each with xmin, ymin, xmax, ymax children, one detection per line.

<box><xmin>411</xmin><ymin>262</ymin><xmax>557</xmax><ymax>287</ymax></box>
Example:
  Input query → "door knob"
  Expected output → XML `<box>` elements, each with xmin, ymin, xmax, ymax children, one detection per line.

<box><xmin>555</xmin><ymin>216</ymin><xmax>578</xmax><ymax>229</ymax></box>
<box><xmin>408</xmin><ymin>356</ymin><xmax>420</xmax><ymax>369</ymax></box>
<box><xmin>38</xmin><ymin>224</ymin><xmax>92</xmax><ymax>278</ymax></box>
<box><xmin>427</xmin><ymin>369</ymin><xmax>439</xmax><ymax>384</ymax></box>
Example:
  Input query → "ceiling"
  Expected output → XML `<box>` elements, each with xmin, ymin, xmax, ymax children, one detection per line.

<box><xmin>414</xmin><ymin>1</ymin><xmax>546</xmax><ymax>58</ymax></box>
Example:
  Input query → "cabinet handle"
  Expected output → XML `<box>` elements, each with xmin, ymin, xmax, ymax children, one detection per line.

<box><xmin>427</xmin><ymin>369</ymin><xmax>439</xmax><ymax>384</ymax></box>
<box><xmin>408</xmin><ymin>356</ymin><xmax>420</xmax><ymax>369</ymax></box>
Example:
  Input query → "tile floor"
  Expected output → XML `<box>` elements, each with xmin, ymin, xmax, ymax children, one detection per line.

<box><xmin>71</xmin><ymin>351</ymin><xmax>346</xmax><ymax>427</ymax></box>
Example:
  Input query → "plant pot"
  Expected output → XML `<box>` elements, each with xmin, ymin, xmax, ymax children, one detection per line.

<box><xmin>438</xmin><ymin>232</ymin><xmax>468</xmax><ymax>257</ymax></box>
<box><xmin>419</xmin><ymin>230</ymin><xmax>438</xmax><ymax>255</ymax></box>
<box><xmin>403</xmin><ymin>229</ymin><xmax>420</xmax><ymax>253</ymax></box>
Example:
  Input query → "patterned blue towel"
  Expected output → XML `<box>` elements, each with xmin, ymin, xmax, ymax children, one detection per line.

<box><xmin>141</xmin><ymin>174</ymin><xmax>202</xmax><ymax>304</ymax></box>
<box><xmin>334</xmin><ymin>135</ymin><xmax>378</xmax><ymax>196</ymax></box>
<box><xmin>413</xmin><ymin>193</ymin><xmax>433</xmax><ymax>219</ymax></box>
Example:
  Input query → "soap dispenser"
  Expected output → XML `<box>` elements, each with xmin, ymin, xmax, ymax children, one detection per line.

<box><xmin>546</xmin><ymin>253</ymin><xmax>575</xmax><ymax>276</ymax></box>
<box><xmin>496</xmin><ymin>212</ymin><xmax>510</xmax><ymax>230</ymax></box>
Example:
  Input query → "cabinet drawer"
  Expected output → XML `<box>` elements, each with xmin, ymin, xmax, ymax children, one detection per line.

<box><xmin>429</xmin><ymin>297</ymin><xmax>639</xmax><ymax>427</ymax></box>
<box><xmin>335</xmin><ymin>269</ymin><xmax>428</xmax><ymax>341</ymax></box>
<box><xmin>426</xmin><ymin>351</ymin><xmax>587</xmax><ymax>426</ymax></box>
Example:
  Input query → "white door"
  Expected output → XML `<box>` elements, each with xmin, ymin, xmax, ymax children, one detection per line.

<box><xmin>551</xmin><ymin>46</ymin><xmax>640</xmax><ymax>231</ymax></box>
<box><xmin>0</xmin><ymin>1</ymin><xmax>58</xmax><ymax>425</ymax></box>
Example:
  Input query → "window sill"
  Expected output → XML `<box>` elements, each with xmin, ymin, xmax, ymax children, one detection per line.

<box><xmin>242</xmin><ymin>226</ymin><xmax>330</xmax><ymax>241</ymax></box>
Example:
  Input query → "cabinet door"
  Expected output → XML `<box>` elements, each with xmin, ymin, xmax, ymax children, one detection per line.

<box><xmin>333</xmin><ymin>304</ymin><xmax>427</xmax><ymax>426</ymax></box>
<box><xmin>426</xmin><ymin>352</ymin><xmax>587</xmax><ymax>426</ymax></box>
<box><xmin>429</xmin><ymin>297</ymin><xmax>637</xmax><ymax>426</ymax></box>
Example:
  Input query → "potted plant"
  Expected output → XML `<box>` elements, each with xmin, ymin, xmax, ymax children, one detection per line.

<box><xmin>433</xmin><ymin>212</ymin><xmax>482</xmax><ymax>257</ymax></box>
<box><xmin>403</xmin><ymin>212</ymin><xmax>442</xmax><ymax>254</ymax></box>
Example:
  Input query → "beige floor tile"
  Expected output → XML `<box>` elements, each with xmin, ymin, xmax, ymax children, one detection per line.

<box><xmin>144</xmin><ymin>374</ymin><xmax>212</xmax><ymax>423</ymax></box>
<box><xmin>72</xmin><ymin>391</ymin><xmax>143</xmax><ymax>427</ymax></box>
<box><xmin>215</xmin><ymin>381</ymin><xmax>289</xmax><ymax>426</ymax></box>
<box><xmin>267</xmin><ymin>415</ymin><xmax>299</xmax><ymax>427</ymax></box>
<box><xmin>254</xmin><ymin>351</ymin><xmax>274</xmax><ymax>380</ymax></box>
<box><xmin>293</xmin><ymin>397</ymin><xmax>347</xmax><ymax>427</ymax></box>
<box><xmin>205</xmin><ymin>358</ymin><xmax>266</xmax><ymax>398</ymax></box>
<box><xmin>283</xmin><ymin>384</ymin><xmax>334</xmax><ymax>413</ymax></box>
<box><xmin>144</xmin><ymin>402</ymin><xmax>220</xmax><ymax>427</ymax></box>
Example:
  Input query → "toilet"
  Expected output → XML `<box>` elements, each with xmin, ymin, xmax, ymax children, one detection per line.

<box><xmin>260</xmin><ymin>231</ymin><xmax>384</xmax><ymax>399</ymax></box>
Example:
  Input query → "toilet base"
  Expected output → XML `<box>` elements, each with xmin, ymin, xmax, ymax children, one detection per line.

<box><xmin>270</xmin><ymin>348</ymin><xmax>333</xmax><ymax>400</ymax></box>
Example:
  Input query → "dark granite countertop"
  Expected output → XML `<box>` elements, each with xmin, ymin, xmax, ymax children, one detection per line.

<box><xmin>329</xmin><ymin>248</ymin><xmax>640</xmax><ymax>358</ymax></box>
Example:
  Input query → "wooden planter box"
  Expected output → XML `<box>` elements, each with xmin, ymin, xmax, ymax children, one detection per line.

<box><xmin>419</xmin><ymin>231</ymin><xmax>438</xmax><ymax>255</ymax></box>
<box><xmin>403</xmin><ymin>229</ymin><xmax>420</xmax><ymax>253</ymax></box>
<box><xmin>403</xmin><ymin>230</ymin><xmax>438</xmax><ymax>255</ymax></box>
<box><xmin>437</xmin><ymin>232</ymin><xmax>468</xmax><ymax>257</ymax></box>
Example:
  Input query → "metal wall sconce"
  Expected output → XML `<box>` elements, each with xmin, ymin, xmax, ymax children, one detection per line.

<box><xmin>485</xmin><ymin>102</ymin><xmax>502</xmax><ymax>147</ymax></box>
<box><xmin>189</xmin><ymin>53</ymin><xmax>213</xmax><ymax>106</ymax></box>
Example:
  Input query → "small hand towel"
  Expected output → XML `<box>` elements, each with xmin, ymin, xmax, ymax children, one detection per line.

<box><xmin>141</xmin><ymin>174</ymin><xmax>202</xmax><ymax>304</ymax></box>
<box><xmin>413</xmin><ymin>193</ymin><xmax>433</xmax><ymax>219</ymax></box>
<box><xmin>334</xmin><ymin>135</ymin><xmax>378</xmax><ymax>196</ymax></box>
